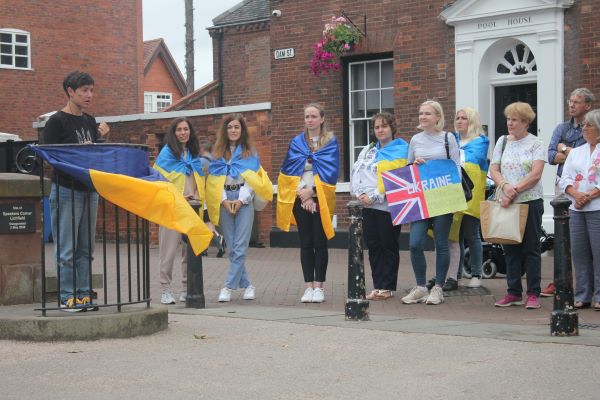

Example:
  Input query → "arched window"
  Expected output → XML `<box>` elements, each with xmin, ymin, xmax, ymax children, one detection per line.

<box><xmin>0</xmin><ymin>28</ymin><xmax>31</xmax><ymax>70</ymax></box>
<box><xmin>496</xmin><ymin>43</ymin><xmax>536</xmax><ymax>75</ymax></box>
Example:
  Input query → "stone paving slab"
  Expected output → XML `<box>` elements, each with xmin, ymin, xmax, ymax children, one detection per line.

<box><xmin>172</xmin><ymin>304</ymin><xmax>600</xmax><ymax>347</ymax></box>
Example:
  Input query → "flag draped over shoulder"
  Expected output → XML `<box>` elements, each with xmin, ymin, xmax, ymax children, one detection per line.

<box><xmin>153</xmin><ymin>145</ymin><xmax>205</xmax><ymax>201</ymax></box>
<box><xmin>30</xmin><ymin>144</ymin><xmax>212</xmax><ymax>255</ymax></box>
<box><xmin>448</xmin><ymin>134</ymin><xmax>489</xmax><ymax>241</ymax></box>
<box><xmin>276</xmin><ymin>133</ymin><xmax>339</xmax><ymax>239</ymax></box>
<box><xmin>206</xmin><ymin>145</ymin><xmax>273</xmax><ymax>226</ymax></box>
<box><xmin>375</xmin><ymin>138</ymin><xmax>409</xmax><ymax>193</ymax></box>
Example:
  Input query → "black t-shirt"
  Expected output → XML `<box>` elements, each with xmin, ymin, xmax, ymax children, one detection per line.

<box><xmin>42</xmin><ymin>111</ymin><xmax>99</xmax><ymax>191</ymax></box>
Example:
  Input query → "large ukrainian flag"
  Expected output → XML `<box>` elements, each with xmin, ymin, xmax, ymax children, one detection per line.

<box><xmin>449</xmin><ymin>134</ymin><xmax>489</xmax><ymax>240</ymax></box>
<box><xmin>276</xmin><ymin>133</ymin><xmax>339</xmax><ymax>239</ymax></box>
<box><xmin>375</xmin><ymin>138</ymin><xmax>409</xmax><ymax>193</ymax></box>
<box><xmin>205</xmin><ymin>145</ymin><xmax>273</xmax><ymax>226</ymax></box>
<box><xmin>153</xmin><ymin>146</ymin><xmax>205</xmax><ymax>202</ymax></box>
<box><xmin>30</xmin><ymin>144</ymin><xmax>212</xmax><ymax>255</ymax></box>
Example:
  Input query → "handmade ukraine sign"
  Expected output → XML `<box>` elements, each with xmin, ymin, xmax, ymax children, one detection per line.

<box><xmin>382</xmin><ymin>159</ymin><xmax>467</xmax><ymax>225</ymax></box>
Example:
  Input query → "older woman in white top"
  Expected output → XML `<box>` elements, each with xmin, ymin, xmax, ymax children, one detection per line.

<box><xmin>490</xmin><ymin>102</ymin><xmax>545</xmax><ymax>310</ymax></box>
<box><xmin>561</xmin><ymin>109</ymin><xmax>600</xmax><ymax>310</ymax></box>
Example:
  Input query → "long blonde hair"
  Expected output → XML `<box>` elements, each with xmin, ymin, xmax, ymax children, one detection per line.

<box><xmin>213</xmin><ymin>113</ymin><xmax>254</xmax><ymax>160</ymax></box>
<box><xmin>455</xmin><ymin>107</ymin><xmax>484</xmax><ymax>140</ymax></box>
<box><xmin>304</xmin><ymin>103</ymin><xmax>333</xmax><ymax>148</ymax></box>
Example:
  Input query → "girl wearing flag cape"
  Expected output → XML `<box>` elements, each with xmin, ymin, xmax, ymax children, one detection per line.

<box><xmin>207</xmin><ymin>114</ymin><xmax>273</xmax><ymax>303</ymax></box>
<box><xmin>350</xmin><ymin>112</ymin><xmax>408</xmax><ymax>300</ymax></box>
<box><xmin>153</xmin><ymin>118</ymin><xmax>205</xmax><ymax>305</ymax></box>
<box><xmin>276</xmin><ymin>103</ymin><xmax>340</xmax><ymax>303</ymax></box>
<box><xmin>443</xmin><ymin>108</ymin><xmax>489</xmax><ymax>290</ymax></box>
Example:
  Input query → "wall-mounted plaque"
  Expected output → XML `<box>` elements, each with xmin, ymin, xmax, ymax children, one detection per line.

<box><xmin>0</xmin><ymin>203</ymin><xmax>36</xmax><ymax>234</ymax></box>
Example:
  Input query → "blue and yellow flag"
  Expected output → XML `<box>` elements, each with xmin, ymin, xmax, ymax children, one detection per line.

<box><xmin>30</xmin><ymin>144</ymin><xmax>212</xmax><ymax>255</ymax></box>
<box><xmin>448</xmin><ymin>134</ymin><xmax>489</xmax><ymax>241</ymax></box>
<box><xmin>375</xmin><ymin>138</ymin><xmax>409</xmax><ymax>193</ymax></box>
<box><xmin>206</xmin><ymin>145</ymin><xmax>273</xmax><ymax>226</ymax></box>
<box><xmin>153</xmin><ymin>145</ymin><xmax>205</xmax><ymax>201</ymax></box>
<box><xmin>276</xmin><ymin>133</ymin><xmax>339</xmax><ymax>239</ymax></box>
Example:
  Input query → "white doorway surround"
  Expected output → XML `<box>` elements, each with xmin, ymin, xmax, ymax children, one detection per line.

<box><xmin>441</xmin><ymin>0</ymin><xmax>575</xmax><ymax>231</ymax></box>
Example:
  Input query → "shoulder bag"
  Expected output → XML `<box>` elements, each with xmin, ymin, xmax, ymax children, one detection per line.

<box><xmin>445</xmin><ymin>132</ymin><xmax>474</xmax><ymax>202</ymax></box>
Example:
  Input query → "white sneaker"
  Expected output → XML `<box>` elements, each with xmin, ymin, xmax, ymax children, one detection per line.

<box><xmin>300</xmin><ymin>287</ymin><xmax>314</xmax><ymax>303</ymax></box>
<box><xmin>312</xmin><ymin>288</ymin><xmax>325</xmax><ymax>303</ymax></box>
<box><xmin>218</xmin><ymin>287</ymin><xmax>232</xmax><ymax>302</ymax></box>
<box><xmin>467</xmin><ymin>277</ymin><xmax>482</xmax><ymax>288</ymax></box>
<box><xmin>426</xmin><ymin>286</ymin><xmax>444</xmax><ymax>305</ymax></box>
<box><xmin>243</xmin><ymin>285</ymin><xmax>256</xmax><ymax>300</ymax></box>
<box><xmin>179</xmin><ymin>293</ymin><xmax>187</xmax><ymax>302</ymax></box>
<box><xmin>401</xmin><ymin>287</ymin><xmax>429</xmax><ymax>304</ymax></box>
<box><xmin>161</xmin><ymin>291</ymin><xmax>176</xmax><ymax>305</ymax></box>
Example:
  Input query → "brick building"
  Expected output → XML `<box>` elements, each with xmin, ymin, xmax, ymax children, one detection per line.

<box><xmin>29</xmin><ymin>0</ymin><xmax>600</xmax><ymax>245</ymax></box>
<box><xmin>0</xmin><ymin>0</ymin><xmax>144</xmax><ymax>140</ymax></box>
<box><xmin>170</xmin><ymin>0</ymin><xmax>599</xmax><ymax>240</ymax></box>
<box><xmin>143</xmin><ymin>39</ymin><xmax>187</xmax><ymax>113</ymax></box>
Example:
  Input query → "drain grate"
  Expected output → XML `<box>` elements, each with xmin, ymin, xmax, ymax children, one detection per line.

<box><xmin>579</xmin><ymin>323</ymin><xmax>600</xmax><ymax>330</ymax></box>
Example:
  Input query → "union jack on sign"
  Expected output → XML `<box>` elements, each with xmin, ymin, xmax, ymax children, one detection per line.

<box><xmin>382</xmin><ymin>164</ymin><xmax>429</xmax><ymax>225</ymax></box>
<box><xmin>382</xmin><ymin>160</ymin><xmax>466</xmax><ymax>225</ymax></box>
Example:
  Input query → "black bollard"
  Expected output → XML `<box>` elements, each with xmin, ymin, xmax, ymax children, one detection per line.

<box><xmin>185</xmin><ymin>200</ymin><xmax>205</xmax><ymax>308</ymax></box>
<box><xmin>345</xmin><ymin>201</ymin><xmax>369</xmax><ymax>321</ymax></box>
<box><xmin>550</xmin><ymin>195</ymin><xmax>578</xmax><ymax>336</ymax></box>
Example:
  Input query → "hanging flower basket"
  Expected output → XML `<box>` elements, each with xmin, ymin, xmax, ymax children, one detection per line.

<box><xmin>310</xmin><ymin>16</ymin><xmax>363</xmax><ymax>76</ymax></box>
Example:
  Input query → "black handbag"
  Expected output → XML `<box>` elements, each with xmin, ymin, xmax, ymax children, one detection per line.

<box><xmin>445</xmin><ymin>132</ymin><xmax>474</xmax><ymax>202</ymax></box>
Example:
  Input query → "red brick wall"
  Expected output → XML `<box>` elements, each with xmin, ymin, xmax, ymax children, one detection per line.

<box><xmin>211</xmin><ymin>23</ymin><xmax>271</xmax><ymax>107</ymax></box>
<box><xmin>143</xmin><ymin>56</ymin><xmax>184</xmax><ymax>103</ymax></box>
<box><xmin>0</xmin><ymin>0</ymin><xmax>144</xmax><ymax>140</ymax></box>
<box><xmin>564</xmin><ymin>0</ymin><xmax>600</xmax><ymax>118</ymax></box>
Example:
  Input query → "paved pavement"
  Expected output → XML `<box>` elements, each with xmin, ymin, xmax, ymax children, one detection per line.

<box><xmin>44</xmin><ymin>242</ymin><xmax>600</xmax><ymax>329</ymax></box>
<box><xmin>1</xmin><ymin>244</ymin><xmax>599</xmax><ymax>399</ymax></box>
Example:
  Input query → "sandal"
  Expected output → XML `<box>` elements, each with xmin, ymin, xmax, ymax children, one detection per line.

<box><xmin>575</xmin><ymin>301</ymin><xmax>591</xmax><ymax>309</ymax></box>
<box><xmin>377</xmin><ymin>290</ymin><xmax>393</xmax><ymax>300</ymax></box>
<box><xmin>366</xmin><ymin>290</ymin><xmax>381</xmax><ymax>300</ymax></box>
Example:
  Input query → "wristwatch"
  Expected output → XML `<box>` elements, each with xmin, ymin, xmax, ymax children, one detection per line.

<box><xmin>559</xmin><ymin>144</ymin><xmax>568</xmax><ymax>153</ymax></box>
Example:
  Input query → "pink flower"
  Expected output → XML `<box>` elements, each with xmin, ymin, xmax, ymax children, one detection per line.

<box><xmin>343</xmin><ymin>43</ymin><xmax>350</xmax><ymax>50</ymax></box>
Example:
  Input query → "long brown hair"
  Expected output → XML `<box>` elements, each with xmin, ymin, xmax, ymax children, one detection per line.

<box><xmin>165</xmin><ymin>117</ymin><xmax>199</xmax><ymax>159</ymax></box>
<box><xmin>304</xmin><ymin>103</ymin><xmax>333</xmax><ymax>148</ymax></box>
<box><xmin>212</xmin><ymin>113</ymin><xmax>254</xmax><ymax>160</ymax></box>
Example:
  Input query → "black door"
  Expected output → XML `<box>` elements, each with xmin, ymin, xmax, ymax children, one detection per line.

<box><xmin>494</xmin><ymin>83</ymin><xmax>537</xmax><ymax>143</ymax></box>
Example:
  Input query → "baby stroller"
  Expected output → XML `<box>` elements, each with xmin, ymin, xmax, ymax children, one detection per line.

<box><xmin>461</xmin><ymin>179</ymin><xmax>554</xmax><ymax>279</ymax></box>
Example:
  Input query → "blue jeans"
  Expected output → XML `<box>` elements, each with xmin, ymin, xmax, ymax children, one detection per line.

<box><xmin>570</xmin><ymin>209</ymin><xmax>600</xmax><ymax>304</ymax></box>
<box><xmin>409</xmin><ymin>213</ymin><xmax>453</xmax><ymax>286</ymax></box>
<box><xmin>219</xmin><ymin>190</ymin><xmax>254</xmax><ymax>289</ymax></box>
<box><xmin>459</xmin><ymin>214</ymin><xmax>483</xmax><ymax>278</ymax></box>
<box><xmin>49</xmin><ymin>184</ymin><xmax>98</xmax><ymax>301</ymax></box>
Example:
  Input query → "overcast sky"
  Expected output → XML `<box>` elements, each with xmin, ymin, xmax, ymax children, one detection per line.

<box><xmin>143</xmin><ymin>0</ymin><xmax>242</xmax><ymax>90</ymax></box>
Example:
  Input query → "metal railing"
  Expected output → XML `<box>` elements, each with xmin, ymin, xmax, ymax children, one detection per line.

<box><xmin>17</xmin><ymin>144</ymin><xmax>152</xmax><ymax>315</ymax></box>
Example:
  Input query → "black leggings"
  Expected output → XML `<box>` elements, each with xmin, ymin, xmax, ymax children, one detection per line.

<box><xmin>293</xmin><ymin>199</ymin><xmax>328</xmax><ymax>282</ymax></box>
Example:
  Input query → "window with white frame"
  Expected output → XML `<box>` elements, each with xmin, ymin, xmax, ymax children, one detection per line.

<box><xmin>348</xmin><ymin>59</ymin><xmax>394</xmax><ymax>167</ymax></box>
<box><xmin>144</xmin><ymin>92</ymin><xmax>172</xmax><ymax>113</ymax></box>
<box><xmin>0</xmin><ymin>29</ymin><xmax>31</xmax><ymax>69</ymax></box>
